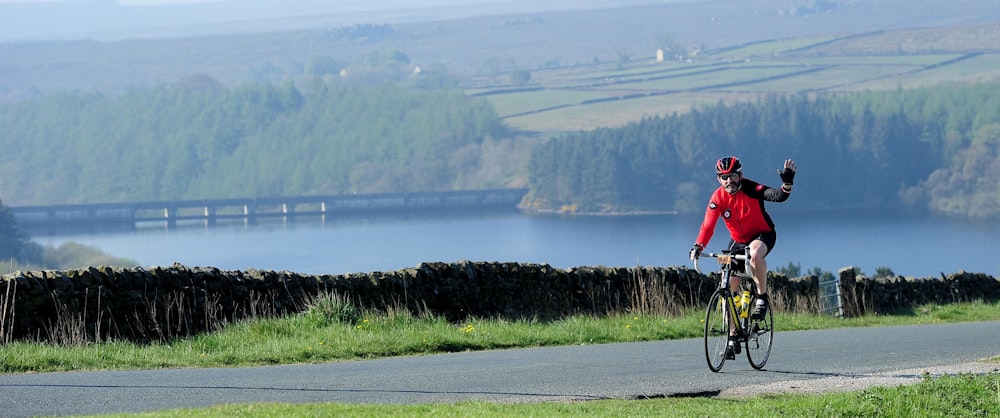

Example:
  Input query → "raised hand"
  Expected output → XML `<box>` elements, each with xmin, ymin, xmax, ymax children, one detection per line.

<box><xmin>778</xmin><ymin>159</ymin><xmax>796</xmax><ymax>184</ymax></box>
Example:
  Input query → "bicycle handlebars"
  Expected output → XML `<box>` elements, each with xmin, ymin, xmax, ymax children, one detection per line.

<box><xmin>692</xmin><ymin>251</ymin><xmax>750</xmax><ymax>274</ymax></box>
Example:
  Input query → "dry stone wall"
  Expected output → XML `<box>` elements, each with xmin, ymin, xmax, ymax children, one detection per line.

<box><xmin>837</xmin><ymin>267</ymin><xmax>1000</xmax><ymax>317</ymax></box>
<box><xmin>0</xmin><ymin>262</ymin><xmax>996</xmax><ymax>343</ymax></box>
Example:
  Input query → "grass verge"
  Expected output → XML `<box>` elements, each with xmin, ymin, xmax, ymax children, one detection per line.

<box><xmin>2</xmin><ymin>300</ymin><xmax>998</xmax><ymax>374</ymax></box>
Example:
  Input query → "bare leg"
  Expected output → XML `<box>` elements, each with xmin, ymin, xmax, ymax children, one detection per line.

<box><xmin>748</xmin><ymin>239</ymin><xmax>769</xmax><ymax>295</ymax></box>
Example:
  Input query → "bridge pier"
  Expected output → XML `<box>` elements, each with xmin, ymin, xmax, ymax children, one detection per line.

<box><xmin>243</xmin><ymin>204</ymin><xmax>256</xmax><ymax>227</ymax></box>
<box><xmin>204</xmin><ymin>206</ymin><xmax>216</xmax><ymax>227</ymax></box>
<box><xmin>163</xmin><ymin>208</ymin><xmax>177</xmax><ymax>228</ymax></box>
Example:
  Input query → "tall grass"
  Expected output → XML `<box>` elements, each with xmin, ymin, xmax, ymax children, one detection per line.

<box><xmin>2</xmin><ymin>297</ymin><xmax>998</xmax><ymax>374</ymax></box>
<box><xmin>0</xmin><ymin>278</ymin><xmax>14</xmax><ymax>345</ymax></box>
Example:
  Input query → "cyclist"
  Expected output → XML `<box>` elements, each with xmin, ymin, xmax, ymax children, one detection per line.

<box><xmin>688</xmin><ymin>156</ymin><xmax>796</xmax><ymax>358</ymax></box>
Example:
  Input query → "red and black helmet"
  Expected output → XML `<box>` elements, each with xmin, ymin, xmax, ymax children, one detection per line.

<box><xmin>715</xmin><ymin>156</ymin><xmax>742</xmax><ymax>175</ymax></box>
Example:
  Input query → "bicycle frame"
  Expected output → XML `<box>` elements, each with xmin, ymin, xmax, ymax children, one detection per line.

<box><xmin>699</xmin><ymin>249</ymin><xmax>753</xmax><ymax>335</ymax></box>
<box><xmin>696</xmin><ymin>248</ymin><xmax>773</xmax><ymax>372</ymax></box>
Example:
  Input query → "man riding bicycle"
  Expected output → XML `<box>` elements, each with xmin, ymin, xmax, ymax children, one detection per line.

<box><xmin>689</xmin><ymin>156</ymin><xmax>796</xmax><ymax>358</ymax></box>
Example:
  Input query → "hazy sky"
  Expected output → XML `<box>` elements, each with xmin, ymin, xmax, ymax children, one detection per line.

<box><xmin>0</xmin><ymin>0</ymin><xmax>663</xmax><ymax>41</ymax></box>
<box><xmin>5</xmin><ymin>0</ymin><xmax>229</xmax><ymax>4</ymax></box>
<box><xmin>0</xmin><ymin>0</ymin><xmax>513</xmax><ymax>41</ymax></box>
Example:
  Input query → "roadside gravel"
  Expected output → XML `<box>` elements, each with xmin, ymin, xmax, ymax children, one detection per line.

<box><xmin>718</xmin><ymin>360</ymin><xmax>1000</xmax><ymax>398</ymax></box>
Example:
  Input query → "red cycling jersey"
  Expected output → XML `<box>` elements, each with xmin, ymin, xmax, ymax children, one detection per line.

<box><xmin>695</xmin><ymin>177</ymin><xmax>790</xmax><ymax>248</ymax></box>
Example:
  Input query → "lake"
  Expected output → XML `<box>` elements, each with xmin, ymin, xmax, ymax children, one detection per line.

<box><xmin>32</xmin><ymin>208</ymin><xmax>1000</xmax><ymax>279</ymax></box>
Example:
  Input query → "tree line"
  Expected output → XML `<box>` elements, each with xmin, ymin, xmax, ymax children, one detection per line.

<box><xmin>0</xmin><ymin>79</ymin><xmax>512</xmax><ymax>206</ymax></box>
<box><xmin>526</xmin><ymin>83</ymin><xmax>1000</xmax><ymax>218</ymax></box>
<box><xmin>8</xmin><ymin>78</ymin><xmax>995</xmax><ymax>218</ymax></box>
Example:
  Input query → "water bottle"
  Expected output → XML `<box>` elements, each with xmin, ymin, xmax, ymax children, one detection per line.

<box><xmin>740</xmin><ymin>290</ymin><xmax>750</xmax><ymax>318</ymax></box>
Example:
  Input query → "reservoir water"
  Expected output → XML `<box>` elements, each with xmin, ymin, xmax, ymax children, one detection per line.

<box><xmin>33</xmin><ymin>208</ymin><xmax>1000</xmax><ymax>279</ymax></box>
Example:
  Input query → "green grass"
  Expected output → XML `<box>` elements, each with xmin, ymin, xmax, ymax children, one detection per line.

<box><xmin>714</xmin><ymin>35</ymin><xmax>844</xmax><ymax>58</ymax></box>
<box><xmin>590</xmin><ymin>65</ymin><xmax>795</xmax><ymax>92</ymax></box>
<box><xmin>3</xmin><ymin>300</ymin><xmax>998</xmax><ymax>374</ymax></box>
<box><xmin>485</xmin><ymin>89</ymin><xmax>605</xmax><ymax>118</ymax></box>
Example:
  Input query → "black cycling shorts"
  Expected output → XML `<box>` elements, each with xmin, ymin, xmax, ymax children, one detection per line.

<box><xmin>728</xmin><ymin>230</ymin><xmax>776</xmax><ymax>256</ymax></box>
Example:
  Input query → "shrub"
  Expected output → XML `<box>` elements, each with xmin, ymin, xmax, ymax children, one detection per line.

<box><xmin>301</xmin><ymin>293</ymin><xmax>359</xmax><ymax>327</ymax></box>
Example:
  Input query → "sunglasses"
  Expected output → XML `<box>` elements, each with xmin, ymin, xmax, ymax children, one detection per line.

<box><xmin>718</xmin><ymin>173</ymin><xmax>740</xmax><ymax>181</ymax></box>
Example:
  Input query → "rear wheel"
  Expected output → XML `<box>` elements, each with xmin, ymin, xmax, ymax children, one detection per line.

<box><xmin>704</xmin><ymin>289</ymin><xmax>731</xmax><ymax>372</ymax></box>
<box><xmin>745</xmin><ymin>295</ymin><xmax>774</xmax><ymax>370</ymax></box>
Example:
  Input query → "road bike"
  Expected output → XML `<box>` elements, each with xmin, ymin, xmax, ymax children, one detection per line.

<box><xmin>694</xmin><ymin>248</ymin><xmax>774</xmax><ymax>372</ymax></box>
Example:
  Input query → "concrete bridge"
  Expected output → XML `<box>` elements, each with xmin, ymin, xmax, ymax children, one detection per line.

<box><xmin>10</xmin><ymin>188</ymin><xmax>528</xmax><ymax>231</ymax></box>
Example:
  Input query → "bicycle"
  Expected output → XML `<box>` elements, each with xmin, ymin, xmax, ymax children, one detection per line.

<box><xmin>694</xmin><ymin>248</ymin><xmax>774</xmax><ymax>372</ymax></box>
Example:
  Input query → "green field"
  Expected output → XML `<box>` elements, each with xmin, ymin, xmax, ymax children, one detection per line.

<box><xmin>477</xmin><ymin>28</ymin><xmax>1000</xmax><ymax>134</ymax></box>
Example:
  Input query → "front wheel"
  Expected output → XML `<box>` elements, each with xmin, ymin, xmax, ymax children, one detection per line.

<box><xmin>703</xmin><ymin>289</ymin><xmax>731</xmax><ymax>372</ymax></box>
<box><xmin>745</xmin><ymin>297</ymin><xmax>774</xmax><ymax>370</ymax></box>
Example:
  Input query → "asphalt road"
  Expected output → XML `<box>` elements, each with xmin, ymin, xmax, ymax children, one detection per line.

<box><xmin>2</xmin><ymin>321</ymin><xmax>998</xmax><ymax>416</ymax></box>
